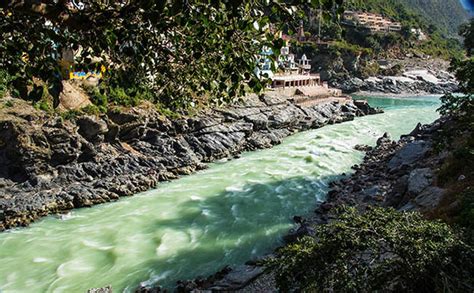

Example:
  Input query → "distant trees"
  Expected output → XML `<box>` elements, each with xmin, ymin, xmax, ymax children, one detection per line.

<box><xmin>0</xmin><ymin>1</ymin><xmax>344</xmax><ymax>109</ymax></box>
<box><xmin>439</xmin><ymin>18</ymin><xmax>474</xmax><ymax>116</ymax></box>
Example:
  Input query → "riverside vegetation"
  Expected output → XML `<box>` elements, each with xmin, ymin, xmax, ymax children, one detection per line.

<box><xmin>266</xmin><ymin>18</ymin><xmax>474</xmax><ymax>293</ymax></box>
<box><xmin>0</xmin><ymin>0</ymin><xmax>344</xmax><ymax>112</ymax></box>
<box><xmin>173</xmin><ymin>17</ymin><xmax>474</xmax><ymax>293</ymax></box>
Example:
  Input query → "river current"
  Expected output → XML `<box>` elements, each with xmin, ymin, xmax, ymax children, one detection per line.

<box><xmin>0</xmin><ymin>95</ymin><xmax>440</xmax><ymax>292</ymax></box>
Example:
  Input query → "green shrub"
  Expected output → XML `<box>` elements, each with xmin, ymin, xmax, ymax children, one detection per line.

<box><xmin>3</xmin><ymin>100</ymin><xmax>14</xmax><ymax>108</ymax></box>
<box><xmin>108</xmin><ymin>86</ymin><xmax>137</xmax><ymax>106</ymax></box>
<box><xmin>32</xmin><ymin>84</ymin><xmax>53</xmax><ymax>112</ymax></box>
<box><xmin>89</xmin><ymin>87</ymin><xmax>109</xmax><ymax>109</ymax></box>
<box><xmin>81</xmin><ymin>104</ymin><xmax>102</xmax><ymax>115</ymax></box>
<box><xmin>359</xmin><ymin>61</ymin><xmax>380</xmax><ymax>78</ymax></box>
<box><xmin>0</xmin><ymin>70</ymin><xmax>14</xmax><ymax>97</ymax></box>
<box><xmin>87</xmin><ymin>83</ymin><xmax>156</xmax><ymax>109</ymax></box>
<box><xmin>458</xmin><ymin>190</ymin><xmax>474</xmax><ymax>244</ymax></box>
<box><xmin>271</xmin><ymin>207</ymin><xmax>474</xmax><ymax>292</ymax></box>
<box><xmin>34</xmin><ymin>100</ymin><xmax>52</xmax><ymax>112</ymax></box>
<box><xmin>331</xmin><ymin>40</ymin><xmax>372</xmax><ymax>55</ymax></box>
<box><xmin>156</xmin><ymin>103</ymin><xmax>181</xmax><ymax>119</ymax></box>
<box><xmin>60</xmin><ymin>109</ymin><xmax>81</xmax><ymax>120</ymax></box>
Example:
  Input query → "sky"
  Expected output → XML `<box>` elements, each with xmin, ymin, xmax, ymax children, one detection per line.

<box><xmin>460</xmin><ymin>0</ymin><xmax>474</xmax><ymax>13</ymax></box>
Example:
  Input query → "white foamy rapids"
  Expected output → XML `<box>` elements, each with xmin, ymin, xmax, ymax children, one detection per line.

<box><xmin>33</xmin><ymin>257</ymin><xmax>50</xmax><ymax>263</ymax></box>
<box><xmin>190</xmin><ymin>195</ymin><xmax>203</xmax><ymax>201</ymax></box>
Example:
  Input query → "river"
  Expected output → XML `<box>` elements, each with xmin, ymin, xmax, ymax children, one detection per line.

<box><xmin>0</xmin><ymin>95</ymin><xmax>441</xmax><ymax>292</ymax></box>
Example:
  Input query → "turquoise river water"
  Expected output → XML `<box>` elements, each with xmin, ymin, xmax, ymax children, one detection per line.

<box><xmin>0</xmin><ymin>95</ymin><xmax>441</xmax><ymax>292</ymax></box>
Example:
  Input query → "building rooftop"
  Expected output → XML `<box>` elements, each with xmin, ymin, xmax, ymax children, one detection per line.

<box><xmin>273</xmin><ymin>74</ymin><xmax>320</xmax><ymax>81</ymax></box>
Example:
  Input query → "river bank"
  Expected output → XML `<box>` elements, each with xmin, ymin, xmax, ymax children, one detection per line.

<box><xmin>0</xmin><ymin>93</ymin><xmax>380</xmax><ymax>231</ymax></box>
<box><xmin>173</xmin><ymin>102</ymin><xmax>461</xmax><ymax>292</ymax></box>
<box><xmin>0</xmin><ymin>95</ymin><xmax>442</xmax><ymax>292</ymax></box>
<box><xmin>330</xmin><ymin>58</ymin><xmax>458</xmax><ymax>95</ymax></box>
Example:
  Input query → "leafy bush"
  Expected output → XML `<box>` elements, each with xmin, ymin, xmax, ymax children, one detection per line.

<box><xmin>439</xmin><ymin>19</ymin><xmax>473</xmax><ymax>117</ymax></box>
<box><xmin>3</xmin><ymin>100</ymin><xmax>14</xmax><ymax>107</ymax></box>
<box><xmin>88</xmin><ymin>87</ymin><xmax>108</xmax><ymax>112</ymax></box>
<box><xmin>60</xmin><ymin>109</ymin><xmax>81</xmax><ymax>120</ymax></box>
<box><xmin>359</xmin><ymin>61</ymin><xmax>380</xmax><ymax>78</ymax></box>
<box><xmin>88</xmin><ymin>82</ymin><xmax>158</xmax><ymax>111</ymax></box>
<box><xmin>0</xmin><ymin>69</ymin><xmax>14</xmax><ymax>97</ymax></box>
<box><xmin>381</xmin><ymin>63</ymin><xmax>403</xmax><ymax>76</ymax></box>
<box><xmin>271</xmin><ymin>207</ymin><xmax>474</xmax><ymax>292</ymax></box>
<box><xmin>459</xmin><ymin>190</ymin><xmax>474</xmax><ymax>244</ymax></box>
<box><xmin>31</xmin><ymin>84</ymin><xmax>54</xmax><ymax>112</ymax></box>
<box><xmin>1</xmin><ymin>1</ymin><xmax>344</xmax><ymax>110</ymax></box>
<box><xmin>332</xmin><ymin>40</ymin><xmax>372</xmax><ymax>55</ymax></box>
<box><xmin>81</xmin><ymin>104</ymin><xmax>102</xmax><ymax>116</ymax></box>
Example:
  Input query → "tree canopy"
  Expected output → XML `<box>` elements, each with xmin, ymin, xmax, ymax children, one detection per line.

<box><xmin>0</xmin><ymin>0</ymin><xmax>344</xmax><ymax>109</ymax></box>
<box><xmin>439</xmin><ymin>18</ymin><xmax>474</xmax><ymax>117</ymax></box>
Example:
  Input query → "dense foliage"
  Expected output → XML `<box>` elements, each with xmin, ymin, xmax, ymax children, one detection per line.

<box><xmin>439</xmin><ymin>18</ymin><xmax>474</xmax><ymax>117</ymax></box>
<box><xmin>0</xmin><ymin>0</ymin><xmax>344</xmax><ymax>110</ymax></box>
<box><xmin>435</xmin><ymin>19</ymin><xmax>474</xmax><ymax>246</ymax></box>
<box><xmin>272</xmin><ymin>207</ymin><xmax>474</xmax><ymax>292</ymax></box>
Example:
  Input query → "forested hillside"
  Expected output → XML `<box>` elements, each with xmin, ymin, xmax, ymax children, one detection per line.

<box><xmin>346</xmin><ymin>0</ymin><xmax>470</xmax><ymax>36</ymax></box>
<box><xmin>400</xmin><ymin>0</ymin><xmax>470</xmax><ymax>36</ymax></box>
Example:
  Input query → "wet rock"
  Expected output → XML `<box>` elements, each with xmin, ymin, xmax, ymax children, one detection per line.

<box><xmin>354</xmin><ymin>144</ymin><xmax>373</xmax><ymax>152</ymax></box>
<box><xmin>135</xmin><ymin>283</ymin><xmax>164</xmax><ymax>293</ymax></box>
<box><xmin>284</xmin><ymin>222</ymin><xmax>316</xmax><ymax>243</ymax></box>
<box><xmin>376</xmin><ymin>132</ymin><xmax>392</xmax><ymax>146</ymax></box>
<box><xmin>208</xmin><ymin>265</ymin><xmax>265</xmax><ymax>291</ymax></box>
<box><xmin>87</xmin><ymin>286</ymin><xmax>113</xmax><ymax>293</ymax></box>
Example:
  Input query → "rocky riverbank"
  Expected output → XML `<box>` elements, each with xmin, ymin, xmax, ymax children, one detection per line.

<box><xmin>0</xmin><ymin>93</ymin><xmax>381</xmax><ymax>231</ymax></box>
<box><xmin>332</xmin><ymin>69</ymin><xmax>458</xmax><ymax>95</ymax></box>
<box><xmin>174</xmin><ymin>116</ymin><xmax>458</xmax><ymax>293</ymax></box>
<box><xmin>330</xmin><ymin>58</ymin><xmax>458</xmax><ymax>95</ymax></box>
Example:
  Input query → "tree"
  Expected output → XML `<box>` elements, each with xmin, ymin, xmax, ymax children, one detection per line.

<box><xmin>0</xmin><ymin>0</ymin><xmax>344</xmax><ymax>109</ymax></box>
<box><xmin>439</xmin><ymin>18</ymin><xmax>473</xmax><ymax>116</ymax></box>
<box><xmin>271</xmin><ymin>207</ymin><xmax>474</xmax><ymax>292</ymax></box>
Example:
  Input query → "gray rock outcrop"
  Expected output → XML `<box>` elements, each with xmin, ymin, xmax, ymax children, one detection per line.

<box><xmin>0</xmin><ymin>94</ymin><xmax>381</xmax><ymax>231</ymax></box>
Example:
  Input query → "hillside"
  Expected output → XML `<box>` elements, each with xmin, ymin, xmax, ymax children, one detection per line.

<box><xmin>400</xmin><ymin>0</ymin><xmax>470</xmax><ymax>36</ymax></box>
<box><xmin>345</xmin><ymin>0</ymin><xmax>470</xmax><ymax>37</ymax></box>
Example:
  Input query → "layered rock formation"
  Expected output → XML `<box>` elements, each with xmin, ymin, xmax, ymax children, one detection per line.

<box><xmin>332</xmin><ymin>69</ymin><xmax>458</xmax><ymax>95</ymax></box>
<box><xmin>0</xmin><ymin>94</ymin><xmax>380</xmax><ymax>231</ymax></box>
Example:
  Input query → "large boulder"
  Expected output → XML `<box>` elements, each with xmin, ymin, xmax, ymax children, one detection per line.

<box><xmin>208</xmin><ymin>265</ymin><xmax>265</xmax><ymax>291</ymax></box>
<box><xmin>77</xmin><ymin>115</ymin><xmax>108</xmax><ymax>143</ymax></box>
<box><xmin>388</xmin><ymin>140</ymin><xmax>430</xmax><ymax>170</ymax></box>
<box><xmin>407</xmin><ymin>168</ymin><xmax>433</xmax><ymax>195</ymax></box>
<box><xmin>57</xmin><ymin>80</ymin><xmax>92</xmax><ymax>111</ymax></box>
<box><xmin>400</xmin><ymin>187</ymin><xmax>445</xmax><ymax>212</ymax></box>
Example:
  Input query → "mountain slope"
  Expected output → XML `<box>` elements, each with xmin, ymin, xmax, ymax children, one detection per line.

<box><xmin>346</xmin><ymin>0</ymin><xmax>470</xmax><ymax>37</ymax></box>
<box><xmin>399</xmin><ymin>0</ymin><xmax>470</xmax><ymax>36</ymax></box>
